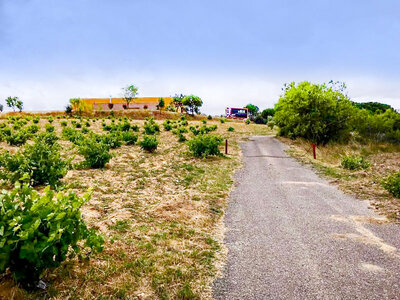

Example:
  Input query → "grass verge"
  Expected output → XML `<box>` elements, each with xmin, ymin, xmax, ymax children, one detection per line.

<box><xmin>279</xmin><ymin>136</ymin><xmax>400</xmax><ymax>222</ymax></box>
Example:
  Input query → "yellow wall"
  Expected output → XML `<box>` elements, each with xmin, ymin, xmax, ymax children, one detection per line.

<box><xmin>81</xmin><ymin>97</ymin><xmax>173</xmax><ymax>107</ymax></box>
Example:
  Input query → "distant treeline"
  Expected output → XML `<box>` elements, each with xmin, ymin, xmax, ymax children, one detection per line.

<box><xmin>352</xmin><ymin>101</ymin><xmax>393</xmax><ymax>115</ymax></box>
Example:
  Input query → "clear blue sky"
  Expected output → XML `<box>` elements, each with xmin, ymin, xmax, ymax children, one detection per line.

<box><xmin>1</xmin><ymin>0</ymin><xmax>400</xmax><ymax>114</ymax></box>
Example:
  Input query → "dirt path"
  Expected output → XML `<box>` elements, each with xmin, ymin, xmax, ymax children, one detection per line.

<box><xmin>213</xmin><ymin>136</ymin><xmax>400</xmax><ymax>299</ymax></box>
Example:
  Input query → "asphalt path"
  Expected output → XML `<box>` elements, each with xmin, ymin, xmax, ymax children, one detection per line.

<box><xmin>213</xmin><ymin>136</ymin><xmax>400</xmax><ymax>300</ymax></box>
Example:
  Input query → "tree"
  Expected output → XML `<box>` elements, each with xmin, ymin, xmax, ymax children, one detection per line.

<box><xmin>0</xmin><ymin>104</ymin><xmax>3</xmax><ymax>112</ymax></box>
<box><xmin>353</xmin><ymin>108</ymin><xmax>400</xmax><ymax>142</ymax></box>
<box><xmin>5</xmin><ymin>96</ymin><xmax>23</xmax><ymax>112</ymax></box>
<box><xmin>157</xmin><ymin>97</ymin><xmax>165</xmax><ymax>114</ymax></box>
<box><xmin>245</xmin><ymin>104</ymin><xmax>259</xmax><ymax>119</ymax></box>
<box><xmin>16</xmin><ymin>100</ymin><xmax>23</xmax><ymax>112</ymax></box>
<box><xmin>65</xmin><ymin>105</ymin><xmax>72</xmax><ymax>114</ymax></box>
<box><xmin>173</xmin><ymin>94</ymin><xmax>184</xmax><ymax>105</ymax></box>
<box><xmin>69</xmin><ymin>98</ymin><xmax>91</xmax><ymax>114</ymax></box>
<box><xmin>182</xmin><ymin>95</ymin><xmax>202</xmax><ymax>115</ymax></box>
<box><xmin>353</xmin><ymin>101</ymin><xmax>393</xmax><ymax>115</ymax></box>
<box><xmin>122</xmin><ymin>84</ymin><xmax>138</xmax><ymax>109</ymax></box>
<box><xmin>274</xmin><ymin>81</ymin><xmax>355</xmax><ymax>144</ymax></box>
<box><xmin>261</xmin><ymin>108</ymin><xmax>275</xmax><ymax>119</ymax></box>
<box><xmin>173</xmin><ymin>94</ymin><xmax>185</xmax><ymax>112</ymax></box>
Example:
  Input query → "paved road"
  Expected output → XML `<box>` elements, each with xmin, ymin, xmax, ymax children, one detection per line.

<box><xmin>213</xmin><ymin>136</ymin><xmax>400</xmax><ymax>300</ymax></box>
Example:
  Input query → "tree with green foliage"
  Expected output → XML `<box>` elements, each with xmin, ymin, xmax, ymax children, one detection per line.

<box><xmin>353</xmin><ymin>107</ymin><xmax>400</xmax><ymax>143</ymax></box>
<box><xmin>172</xmin><ymin>94</ymin><xmax>185</xmax><ymax>112</ymax></box>
<box><xmin>157</xmin><ymin>97</ymin><xmax>165</xmax><ymax>114</ymax></box>
<box><xmin>173</xmin><ymin>94</ymin><xmax>184</xmax><ymax>105</ymax></box>
<box><xmin>69</xmin><ymin>98</ymin><xmax>89</xmax><ymax>114</ymax></box>
<box><xmin>245</xmin><ymin>104</ymin><xmax>259</xmax><ymax>119</ymax></box>
<box><xmin>353</xmin><ymin>101</ymin><xmax>393</xmax><ymax>114</ymax></box>
<box><xmin>65</xmin><ymin>104</ymin><xmax>72</xmax><ymax>114</ymax></box>
<box><xmin>261</xmin><ymin>108</ymin><xmax>275</xmax><ymax>119</ymax></box>
<box><xmin>5</xmin><ymin>96</ymin><xmax>23</xmax><ymax>112</ymax></box>
<box><xmin>16</xmin><ymin>100</ymin><xmax>23</xmax><ymax>112</ymax></box>
<box><xmin>0</xmin><ymin>104</ymin><xmax>3</xmax><ymax>112</ymax></box>
<box><xmin>122</xmin><ymin>84</ymin><xmax>138</xmax><ymax>109</ymax></box>
<box><xmin>274</xmin><ymin>81</ymin><xmax>355</xmax><ymax>144</ymax></box>
<box><xmin>182</xmin><ymin>95</ymin><xmax>202</xmax><ymax>115</ymax></box>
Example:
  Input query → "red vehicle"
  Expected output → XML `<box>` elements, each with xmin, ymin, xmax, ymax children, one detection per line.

<box><xmin>225</xmin><ymin>107</ymin><xmax>248</xmax><ymax>119</ymax></box>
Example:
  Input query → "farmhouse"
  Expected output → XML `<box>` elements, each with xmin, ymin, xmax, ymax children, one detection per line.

<box><xmin>81</xmin><ymin>97</ymin><xmax>175</xmax><ymax>111</ymax></box>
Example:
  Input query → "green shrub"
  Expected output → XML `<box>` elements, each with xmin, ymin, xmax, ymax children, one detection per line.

<box><xmin>143</xmin><ymin>117</ymin><xmax>160</xmax><ymax>135</ymax></box>
<box><xmin>178</xmin><ymin>133</ymin><xmax>187</xmax><ymax>142</ymax></box>
<box><xmin>121</xmin><ymin>131</ymin><xmax>138</xmax><ymax>145</ymax></box>
<box><xmin>47</xmin><ymin>116</ymin><xmax>54</xmax><ymax>123</ymax></box>
<box><xmin>37</xmin><ymin>131</ymin><xmax>58</xmax><ymax>145</ymax></box>
<box><xmin>139</xmin><ymin>135</ymin><xmax>158</xmax><ymax>152</ymax></box>
<box><xmin>0</xmin><ymin>133</ymin><xmax>68</xmax><ymax>187</ymax></box>
<box><xmin>45</xmin><ymin>123</ymin><xmax>55</xmax><ymax>133</ymax></box>
<box><xmin>180</xmin><ymin>119</ymin><xmax>188</xmax><ymax>126</ymax></box>
<box><xmin>78</xmin><ymin>138</ymin><xmax>112</xmax><ymax>168</ymax></box>
<box><xmin>228</xmin><ymin>126</ymin><xmax>235</xmax><ymax>132</ymax></box>
<box><xmin>163</xmin><ymin>120</ymin><xmax>172</xmax><ymax>131</ymax></box>
<box><xmin>103</xmin><ymin>124</ymin><xmax>112</xmax><ymax>131</ymax></box>
<box><xmin>207</xmin><ymin>115</ymin><xmax>212</xmax><ymax>120</ymax></box>
<box><xmin>254</xmin><ymin>116</ymin><xmax>266</xmax><ymax>124</ymax></box>
<box><xmin>220</xmin><ymin>118</ymin><xmax>226</xmax><ymax>124</ymax></box>
<box><xmin>245</xmin><ymin>119</ymin><xmax>251</xmax><ymax>125</ymax></box>
<box><xmin>189</xmin><ymin>125</ymin><xmax>217</xmax><ymax>135</ymax></box>
<box><xmin>187</xmin><ymin>134</ymin><xmax>223</xmax><ymax>157</ymax></box>
<box><xmin>341</xmin><ymin>155</ymin><xmax>370</xmax><ymax>170</ymax></box>
<box><xmin>172</xmin><ymin>127</ymin><xmax>188</xmax><ymax>135</ymax></box>
<box><xmin>0</xmin><ymin>183</ymin><xmax>104</xmax><ymax>287</ymax></box>
<box><xmin>62</xmin><ymin>127</ymin><xmax>84</xmax><ymax>145</ymax></box>
<box><xmin>81</xmin><ymin>127</ymin><xmax>90</xmax><ymax>134</ymax></box>
<box><xmin>382</xmin><ymin>172</ymin><xmax>400</xmax><ymax>198</ymax></box>
<box><xmin>26</xmin><ymin>124</ymin><xmax>39</xmax><ymax>135</ymax></box>
<box><xmin>6</xmin><ymin>131</ymin><xmax>28</xmax><ymax>146</ymax></box>
<box><xmin>202</xmin><ymin>119</ymin><xmax>207</xmax><ymax>124</ymax></box>
<box><xmin>32</xmin><ymin>117</ymin><xmax>40</xmax><ymax>124</ymax></box>
<box><xmin>274</xmin><ymin>81</ymin><xmax>354</xmax><ymax>144</ymax></box>
<box><xmin>131</xmin><ymin>124</ymin><xmax>139</xmax><ymax>132</ymax></box>
<box><xmin>0</xmin><ymin>127</ymin><xmax>11</xmax><ymax>142</ymax></box>
<box><xmin>100</xmin><ymin>132</ymin><xmax>122</xmax><ymax>149</ymax></box>
<box><xmin>60</xmin><ymin>120</ymin><xmax>68</xmax><ymax>127</ymax></box>
<box><xmin>12</xmin><ymin>120</ymin><xmax>27</xmax><ymax>130</ymax></box>
<box><xmin>119</xmin><ymin>122</ymin><xmax>131</xmax><ymax>131</ymax></box>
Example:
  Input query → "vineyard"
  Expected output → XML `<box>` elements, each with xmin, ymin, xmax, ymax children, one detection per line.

<box><xmin>0</xmin><ymin>113</ymin><xmax>271</xmax><ymax>299</ymax></box>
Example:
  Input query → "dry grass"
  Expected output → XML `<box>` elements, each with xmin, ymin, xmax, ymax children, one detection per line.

<box><xmin>279</xmin><ymin>136</ymin><xmax>400</xmax><ymax>222</ymax></box>
<box><xmin>0</xmin><ymin>115</ymin><xmax>271</xmax><ymax>299</ymax></box>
